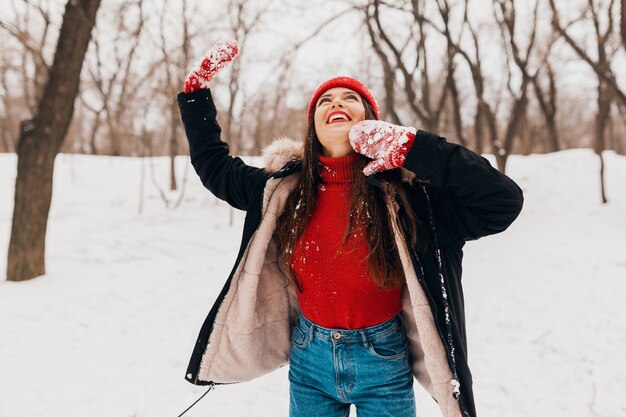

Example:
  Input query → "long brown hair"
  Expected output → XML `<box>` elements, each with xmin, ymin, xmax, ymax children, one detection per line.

<box><xmin>274</xmin><ymin>97</ymin><xmax>423</xmax><ymax>292</ymax></box>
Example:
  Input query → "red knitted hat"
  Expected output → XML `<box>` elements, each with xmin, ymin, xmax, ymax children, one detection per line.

<box><xmin>307</xmin><ymin>76</ymin><xmax>380</xmax><ymax>123</ymax></box>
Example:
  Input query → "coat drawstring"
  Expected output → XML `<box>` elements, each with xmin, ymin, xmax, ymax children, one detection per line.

<box><xmin>176</xmin><ymin>382</ymin><xmax>215</xmax><ymax>417</ymax></box>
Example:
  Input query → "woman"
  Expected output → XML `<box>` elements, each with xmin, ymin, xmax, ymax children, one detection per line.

<box><xmin>178</xmin><ymin>40</ymin><xmax>523</xmax><ymax>417</ymax></box>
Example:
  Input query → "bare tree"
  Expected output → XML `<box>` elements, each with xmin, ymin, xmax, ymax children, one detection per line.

<box><xmin>0</xmin><ymin>0</ymin><xmax>54</xmax><ymax>113</ymax></box>
<box><xmin>491</xmin><ymin>0</ymin><xmax>539</xmax><ymax>171</ymax></box>
<box><xmin>77</xmin><ymin>85</ymin><xmax>104</xmax><ymax>154</ymax></box>
<box><xmin>435</xmin><ymin>0</ymin><xmax>468</xmax><ymax>147</ymax></box>
<box><xmin>7</xmin><ymin>0</ymin><xmax>102</xmax><ymax>281</ymax></box>
<box><xmin>81</xmin><ymin>0</ymin><xmax>145</xmax><ymax>156</ymax></box>
<box><xmin>0</xmin><ymin>0</ymin><xmax>58</xmax><ymax>153</ymax></box>
<box><xmin>549</xmin><ymin>0</ymin><xmax>621</xmax><ymax>203</ymax></box>
<box><xmin>362</xmin><ymin>0</ymin><xmax>453</xmax><ymax>132</ymax></box>
<box><xmin>434</xmin><ymin>0</ymin><xmax>500</xmax><ymax>157</ymax></box>
<box><xmin>244</xmin><ymin>51</ymin><xmax>300</xmax><ymax>149</ymax></box>
<box><xmin>531</xmin><ymin>34</ymin><xmax>560</xmax><ymax>152</ymax></box>
<box><xmin>0</xmin><ymin>54</ymin><xmax>16</xmax><ymax>152</ymax></box>
<box><xmin>154</xmin><ymin>0</ymin><xmax>196</xmax><ymax>191</ymax></box>
<box><xmin>549</xmin><ymin>0</ymin><xmax>626</xmax><ymax>107</ymax></box>
<box><xmin>362</xmin><ymin>2</ymin><xmax>402</xmax><ymax>125</ymax></box>
<box><xmin>240</xmin><ymin>2</ymin><xmax>356</xmax><ymax>151</ymax></box>
<box><xmin>622</xmin><ymin>0</ymin><xmax>626</xmax><ymax>49</ymax></box>
<box><xmin>220</xmin><ymin>0</ymin><xmax>276</xmax><ymax>156</ymax></box>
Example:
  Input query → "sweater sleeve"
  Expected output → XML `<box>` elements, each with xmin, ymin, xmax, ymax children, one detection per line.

<box><xmin>177</xmin><ymin>89</ymin><xmax>269</xmax><ymax>211</ymax></box>
<box><xmin>402</xmin><ymin>129</ymin><xmax>524</xmax><ymax>242</ymax></box>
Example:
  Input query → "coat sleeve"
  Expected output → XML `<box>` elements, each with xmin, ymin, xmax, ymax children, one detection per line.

<box><xmin>177</xmin><ymin>89</ymin><xmax>269</xmax><ymax>211</ymax></box>
<box><xmin>402</xmin><ymin>129</ymin><xmax>524</xmax><ymax>242</ymax></box>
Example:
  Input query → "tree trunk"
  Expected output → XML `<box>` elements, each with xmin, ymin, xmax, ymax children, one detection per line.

<box><xmin>547</xmin><ymin>114</ymin><xmax>560</xmax><ymax>153</ymax></box>
<box><xmin>545</xmin><ymin>70</ymin><xmax>560</xmax><ymax>152</ymax></box>
<box><xmin>532</xmin><ymin>62</ymin><xmax>560</xmax><ymax>152</ymax></box>
<box><xmin>7</xmin><ymin>0</ymin><xmax>101</xmax><ymax>281</ymax></box>
<box><xmin>1</xmin><ymin>70</ymin><xmax>15</xmax><ymax>152</ymax></box>
<box><xmin>473</xmin><ymin>105</ymin><xmax>484</xmax><ymax>154</ymax></box>
<box><xmin>225</xmin><ymin>62</ymin><xmax>241</xmax><ymax>156</ymax></box>
<box><xmin>520</xmin><ymin>112</ymin><xmax>532</xmax><ymax>155</ymax></box>
<box><xmin>483</xmin><ymin>107</ymin><xmax>501</xmax><ymax>170</ymax></box>
<box><xmin>621</xmin><ymin>0</ymin><xmax>626</xmax><ymax>50</ymax></box>
<box><xmin>364</xmin><ymin>4</ymin><xmax>402</xmax><ymax>125</ymax></box>
<box><xmin>610</xmin><ymin>113</ymin><xmax>625</xmax><ymax>154</ymax></box>
<box><xmin>88</xmin><ymin>110</ymin><xmax>102</xmax><ymax>155</ymax></box>
<box><xmin>595</xmin><ymin>82</ymin><xmax>611</xmax><ymax>204</ymax></box>
<box><xmin>447</xmin><ymin>60</ymin><xmax>468</xmax><ymax>148</ymax></box>
<box><xmin>169</xmin><ymin>97</ymin><xmax>178</xmax><ymax>191</ymax></box>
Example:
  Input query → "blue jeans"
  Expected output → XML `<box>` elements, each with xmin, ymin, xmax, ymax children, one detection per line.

<box><xmin>288</xmin><ymin>312</ymin><xmax>416</xmax><ymax>417</ymax></box>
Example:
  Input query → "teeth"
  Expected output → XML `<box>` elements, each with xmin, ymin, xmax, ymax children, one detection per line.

<box><xmin>328</xmin><ymin>114</ymin><xmax>349</xmax><ymax>123</ymax></box>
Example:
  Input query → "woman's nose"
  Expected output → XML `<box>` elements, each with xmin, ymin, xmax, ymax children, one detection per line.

<box><xmin>330</xmin><ymin>97</ymin><xmax>344</xmax><ymax>108</ymax></box>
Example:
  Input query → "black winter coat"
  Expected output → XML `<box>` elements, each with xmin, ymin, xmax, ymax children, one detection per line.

<box><xmin>177</xmin><ymin>88</ymin><xmax>524</xmax><ymax>417</ymax></box>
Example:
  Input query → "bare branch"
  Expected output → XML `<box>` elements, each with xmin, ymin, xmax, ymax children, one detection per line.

<box><xmin>548</xmin><ymin>0</ymin><xmax>626</xmax><ymax>106</ymax></box>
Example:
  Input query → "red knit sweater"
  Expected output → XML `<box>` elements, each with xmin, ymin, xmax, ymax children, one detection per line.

<box><xmin>290</xmin><ymin>152</ymin><xmax>403</xmax><ymax>329</ymax></box>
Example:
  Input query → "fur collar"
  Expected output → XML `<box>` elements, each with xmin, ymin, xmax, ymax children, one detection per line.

<box><xmin>259</xmin><ymin>136</ymin><xmax>417</xmax><ymax>184</ymax></box>
<box><xmin>261</xmin><ymin>137</ymin><xmax>304</xmax><ymax>174</ymax></box>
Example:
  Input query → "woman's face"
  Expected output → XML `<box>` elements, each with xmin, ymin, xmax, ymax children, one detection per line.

<box><xmin>313</xmin><ymin>87</ymin><xmax>366</xmax><ymax>157</ymax></box>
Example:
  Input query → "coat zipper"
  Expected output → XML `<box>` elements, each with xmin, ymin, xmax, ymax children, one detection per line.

<box><xmin>396</xmin><ymin>191</ymin><xmax>471</xmax><ymax>417</ymax></box>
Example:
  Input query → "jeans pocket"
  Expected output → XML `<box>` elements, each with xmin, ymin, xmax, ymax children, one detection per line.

<box><xmin>291</xmin><ymin>324</ymin><xmax>309</xmax><ymax>349</ymax></box>
<box><xmin>367</xmin><ymin>327</ymin><xmax>407</xmax><ymax>360</ymax></box>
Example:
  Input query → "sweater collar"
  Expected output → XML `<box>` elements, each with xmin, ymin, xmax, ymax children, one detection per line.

<box><xmin>319</xmin><ymin>152</ymin><xmax>357</xmax><ymax>183</ymax></box>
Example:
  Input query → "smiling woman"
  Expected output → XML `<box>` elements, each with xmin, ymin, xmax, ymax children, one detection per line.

<box><xmin>177</xmin><ymin>40</ymin><xmax>524</xmax><ymax>417</ymax></box>
<box><xmin>313</xmin><ymin>87</ymin><xmax>366</xmax><ymax>157</ymax></box>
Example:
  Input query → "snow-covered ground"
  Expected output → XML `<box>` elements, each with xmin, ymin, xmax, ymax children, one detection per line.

<box><xmin>0</xmin><ymin>149</ymin><xmax>625</xmax><ymax>417</ymax></box>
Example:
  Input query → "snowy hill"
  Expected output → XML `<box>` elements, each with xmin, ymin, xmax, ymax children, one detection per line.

<box><xmin>0</xmin><ymin>149</ymin><xmax>625</xmax><ymax>417</ymax></box>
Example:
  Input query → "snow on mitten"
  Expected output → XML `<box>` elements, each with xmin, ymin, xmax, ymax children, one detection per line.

<box><xmin>184</xmin><ymin>40</ymin><xmax>239</xmax><ymax>93</ymax></box>
<box><xmin>349</xmin><ymin>120</ymin><xmax>417</xmax><ymax>176</ymax></box>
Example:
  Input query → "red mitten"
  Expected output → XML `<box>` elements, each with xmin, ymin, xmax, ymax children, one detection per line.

<box><xmin>349</xmin><ymin>120</ymin><xmax>417</xmax><ymax>176</ymax></box>
<box><xmin>184</xmin><ymin>40</ymin><xmax>239</xmax><ymax>93</ymax></box>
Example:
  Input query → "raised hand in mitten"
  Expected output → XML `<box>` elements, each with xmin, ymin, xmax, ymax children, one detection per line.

<box><xmin>184</xmin><ymin>40</ymin><xmax>239</xmax><ymax>93</ymax></box>
<box><xmin>348</xmin><ymin>120</ymin><xmax>417</xmax><ymax>176</ymax></box>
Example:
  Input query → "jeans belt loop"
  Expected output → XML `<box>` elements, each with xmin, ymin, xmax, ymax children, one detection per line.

<box><xmin>360</xmin><ymin>330</ymin><xmax>369</xmax><ymax>348</ymax></box>
<box><xmin>307</xmin><ymin>322</ymin><xmax>316</xmax><ymax>342</ymax></box>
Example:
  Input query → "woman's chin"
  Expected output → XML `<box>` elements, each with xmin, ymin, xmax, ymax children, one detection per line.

<box><xmin>325</xmin><ymin>123</ymin><xmax>353</xmax><ymax>135</ymax></box>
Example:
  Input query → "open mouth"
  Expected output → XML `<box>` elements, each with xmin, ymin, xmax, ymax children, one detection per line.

<box><xmin>327</xmin><ymin>111</ymin><xmax>352</xmax><ymax>124</ymax></box>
